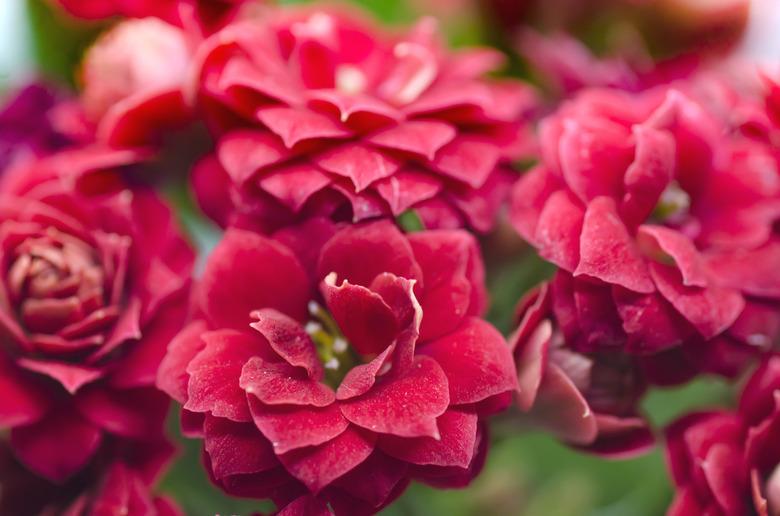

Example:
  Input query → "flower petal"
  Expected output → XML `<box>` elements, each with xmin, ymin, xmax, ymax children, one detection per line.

<box><xmin>248</xmin><ymin>398</ymin><xmax>348</xmax><ymax>455</ymax></box>
<box><xmin>203</xmin><ymin>415</ymin><xmax>279</xmax><ymax>480</ymax></box>
<box><xmin>185</xmin><ymin>329</ymin><xmax>273</xmax><ymax>422</ymax></box>
<box><xmin>380</xmin><ymin>409</ymin><xmax>477</xmax><ymax>468</ymax></box>
<box><xmin>199</xmin><ymin>228</ymin><xmax>309</xmax><ymax>329</ymax></box>
<box><xmin>419</xmin><ymin>318</ymin><xmax>517</xmax><ymax>406</ymax></box>
<box><xmin>240</xmin><ymin>356</ymin><xmax>335</xmax><ymax>407</ymax></box>
<box><xmin>575</xmin><ymin>196</ymin><xmax>655</xmax><ymax>294</ymax></box>
<box><xmin>278</xmin><ymin>426</ymin><xmax>375</xmax><ymax>493</ymax></box>
<box><xmin>11</xmin><ymin>408</ymin><xmax>102</xmax><ymax>483</ymax></box>
<box><xmin>650</xmin><ymin>263</ymin><xmax>745</xmax><ymax>339</ymax></box>
<box><xmin>340</xmin><ymin>356</ymin><xmax>449</xmax><ymax>439</ymax></box>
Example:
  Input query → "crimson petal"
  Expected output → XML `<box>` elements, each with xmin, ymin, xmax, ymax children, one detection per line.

<box><xmin>278</xmin><ymin>426</ymin><xmax>375</xmax><ymax>493</ymax></box>
<box><xmin>340</xmin><ymin>356</ymin><xmax>449</xmax><ymax>439</ymax></box>
<box><xmin>419</xmin><ymin>318</ymin><xmax>517</xmax><ymax>406</ymax></box>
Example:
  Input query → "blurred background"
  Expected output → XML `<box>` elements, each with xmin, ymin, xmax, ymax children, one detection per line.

<box><xmin>1</xmin><ymin>0</ymin><xmax>778</xmax><ymax>514</ymax></box>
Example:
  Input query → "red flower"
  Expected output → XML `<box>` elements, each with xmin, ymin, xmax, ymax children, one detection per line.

<box><xmin>52</xmin><ymin>0</ymin><xmax>248</xmax><ymax>34</ymax></box>
<box><xmin>511</xmin><ymin>84</ymin><xmax>780</xmax><ymax>361</ymax></box>
<box><xmin>158</xmin><ymin>219</ymin><xmax>516</xmax><ymax>512</ymax></box>
<box><xmin>0</xmin><ymin>437</ymin><xmax>180</xmax><ymax>516</ymax></box>
<box><xmin>190</xmin><ymin>7</ymin><xmax>536</xmax><ymax>232</ymax></box>
<box><xmin>665</xmin><ymin>355</ymin><xmax>780</xmax><ymax>516</ymax></box>
<box><xmin>510</xmin><ymin>281</ymin><xmax>654</xmax><ymax>458</ymax></box>
<box><xmin>0</xmin><ymin>148</ymin><xmax>194</xmax><ymax>483</ymax></box>
<box><xmin>74</xmin><ymin>18</ymin><xmax>195</xmax><ymax>148</ymax></box>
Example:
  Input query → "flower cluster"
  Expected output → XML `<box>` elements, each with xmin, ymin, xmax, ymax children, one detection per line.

<box><xmin>2</xmin><ymin>0</ymin><xmax>780</xmax><ymax>514</ymax></box>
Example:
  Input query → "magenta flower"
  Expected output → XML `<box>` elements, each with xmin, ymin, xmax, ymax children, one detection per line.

<box><xmin>666</xmin><ymin>355</ymin><xmax>780</xmax><ymax>516</ymax></box>
<box><xmin>0</xmin><ymin>148</ymin><xmax>194</xmax><ymax>482</ymax></box>
<box><xmin>510</xmin><ymin>281</ymin><xmax>654</xmax><ymax>458</ymax></box>
<box><xmin>190</xmin><ymin>7</ymin><xmax>536</xmax><ymax>232</ymax></box>
<box><xmin>511</xmin><ymin>83</ymin><xmax>780</xmax><ymax>364</ymax></box>
<box><xmin>158</xmin><ymin>219</ymin><xmax>516</xmax><ymax>512</ymax></box>
<box><xmin>0</xmin><ymin>83</ymin><xmax>72</xmax><ymax>172</ymax></box>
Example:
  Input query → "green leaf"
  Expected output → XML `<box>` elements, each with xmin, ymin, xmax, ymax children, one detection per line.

<box><xmin>397</xmin><ymin>209</ymin><xmax>426</xmax><ymax>233</ymax></box>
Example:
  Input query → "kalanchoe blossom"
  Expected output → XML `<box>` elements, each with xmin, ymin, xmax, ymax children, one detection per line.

<box><xmin>51</xmin><ymin>0</ymin><xmax>251</xmax><ymax>35</ymax></box>
<box><xmin>511</xmin><ymin>84</ymin><xmax>780</xmax><ymax>364</ymax></box>
<box><xmin>0</xmin><ymin>148</ymin><xmax>194</xmax><ymax>483</ymax></box>
<box><xmin>510</xmin><ymin>281</ymin><xmax>654</xmax><ymax>458</ymax></box>
<box><xmin>0</xmin><ymin>437</ymin><xmax>180</xmax><ymax>515</ymax></box>
<box><xmin>0</xmin><ymin>83</ymin><xmax>73</xmax><ymax>172</ymax></box>
<box><xmin>190</xmin><ymin>7</ymin><xmax>536</xmax><ymax>233</ymax></box>
<box><xmin>158</xmin><ymin>219</ymin><xmax>517</xmax><ymax>513</ymax></box>
<box><xmin>665</xmin><ymin>355</ymin><xmax>780</xmax><ymax>516</ymax></box>
<box><xmin>75</xmin><ymin>18</ymin><xmax>194</xmax><ymax>147</ymax></box>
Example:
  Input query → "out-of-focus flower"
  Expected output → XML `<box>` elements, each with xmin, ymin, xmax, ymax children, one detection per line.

<box><xmin>510</xmin><ymin>83</ymin><xmax>780</xmax><ymax>369</ymax></box>
<box><xmin>488</xmin><ymin>0</ymin><xmax>748</xmax><ymax>59</ymax></box>
<box><xmin>158</xmin><ymin>219</ymin><xmax>517</xmax><ymax>513</ymax></box>
<box><xmin>510</xmin><ymin>282</ymin><xmax>654</xmax><ymax>457</ymax></box>
<box><xmin>190</xmin><ymin>7</ymin><xmax>536</xmax><ymax>233</ymax></box>
<box><xmin>0</xmin><ymin>83</ymin><xmax>72</xmax><ymax>172</ymax></box>
<box><xmin>76</xmin><ymin>18</ymin><xmax>194</xmax><ymax>147</ymax></box>
<box><xmin>0</xmin><ymin>148</ymin><xmax>194</xmax><ymax>483</ymax></box>
<box><xmin>516</xmin><ymin>29</ymin><xmax>642</xmax><ymax>96</ymax></box>
<box><xmin>0</xmin><ymin>437</ymin><xmax>180</xmax><ymax>515</ymax></box>
<box><xmin>50</xmin><ymin>0</ymin><xmax>251</xmax><ymax>34</ymax></box>
<box><xmin>665</xmin><ymin>355</ymin><xmax>780</xmax><ymax>516</ymax></box>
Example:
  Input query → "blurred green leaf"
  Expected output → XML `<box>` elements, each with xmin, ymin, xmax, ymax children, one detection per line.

<box><xmin>26</xmin><ymin>0</ymin><xmax>105</xmax><ymax>86</ymax></box>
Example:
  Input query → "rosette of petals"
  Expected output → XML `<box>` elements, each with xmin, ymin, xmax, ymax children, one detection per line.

<box><xmin>190</xmin><ymin>7</ymin><xmax>536</xmax><ymax>232</ymax></box>
<box><xmin>0</xmin><ymin>148</ymin><xmax>195</xmax><ymax>483</ymax></box>
<box><xmin>510</xmin><ymin>281</ymin><xmax>654</xmax><ymax>458</ymax></box>
<box><xmin>511</xmin><ymin>85</ymin><xmax>780</xmax><ymax>361</ymax></box>
<box><xmin>665</xmin><ymin>355</ymin><xmax>780</xmax><ymax>516</ymax></box>
<box><xmin>158</xmin><ymin>219</ymin><xmax>517</xmax><ymax>513</ymax></box>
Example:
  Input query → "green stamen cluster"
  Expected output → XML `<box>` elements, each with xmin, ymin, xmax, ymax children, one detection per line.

<box><xmin>306</xmin><ymin>301</ymin><xmax>359</xmax><ymax>388</ymax></box>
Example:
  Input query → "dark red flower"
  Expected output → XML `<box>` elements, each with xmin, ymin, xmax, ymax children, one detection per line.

<box><xmin>51</xmin><ymin>0</ymin><xmax>249</xmax><ymax>34</ymax></box>
<box><xmin>0</xmin><ymin>83</ymin><xmax>73</xmax><ymax>171</ymax></box>
<box><xmin>665</xmin><ymin>355</ymin><xmax>780</xmax><ymax>516</ymax></box>
<box><xmin>510</xmin><ymin>83</ymin><xmax>780</xmax><ymax>364</ymax></box>
<box><xmin>190</xmin><ymin>7</ymin><xmax>536</xmax><ymax>233</ymax></box>
<box><xmin>510</xmin><ymin>281</ymin><xmax>654</xmax><ymax>458</ymax></box>
<box><xmin>0</xmin><ymin>148</ymin><xmax>194</xmax><ymax>483</ymax></box>
<box><xmin>158</xmin><ymin>219</ymin><xmax>516</xmax><ymax>513</ymax></box>
<box><xmin>0</xmin><ymin>437</ymin><xmax>180</xmax><ymax>516</ymax></box>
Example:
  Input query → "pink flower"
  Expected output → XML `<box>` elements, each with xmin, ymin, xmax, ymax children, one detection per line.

<box><xmin>0</xmin><ymin>148</ymin><xmax>194</xmax><ymax>482</ymax></box>
<box><xmin>665</xmin><ymin>355</ymin><xmax>780</xmax><ymax>516</ymax></box>
<box><xmin>511</xmin><ymin>84</ymin><xmax>780</xmax><ymax>361</ymax></box>
<box><xmin>510</xmin><ymin>281</ymin><xmax>654</xmax><ymax>458</ymax></box>
<box><xmin>190</xmin><ymin>7</ymin><xmax>536</xmax><ymax>233</ymax></box>
<box><xmin>77</xmin><ymin>18</ymin><xmax>194</xmax><ymax>147</ymax></box>
<box><xmin>158</xmin><ymin>219</ymin><xmax>517</xmax><ymax>512</ymax></box>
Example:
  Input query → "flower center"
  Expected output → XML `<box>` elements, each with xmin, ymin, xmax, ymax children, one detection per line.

<box><xmin>5</xmin><ymin>227</ymin><xmax>116</xmax><ymax>352</ymax></box>
<box><xmin>651</xmin><ymin>181</ymin><xmax>691</xmax><ymax>224</ymax></box>
<box><xmin>305</xmin><ymin>301</ymin><xmax>360</xmax><ymax>388</ymax></box>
